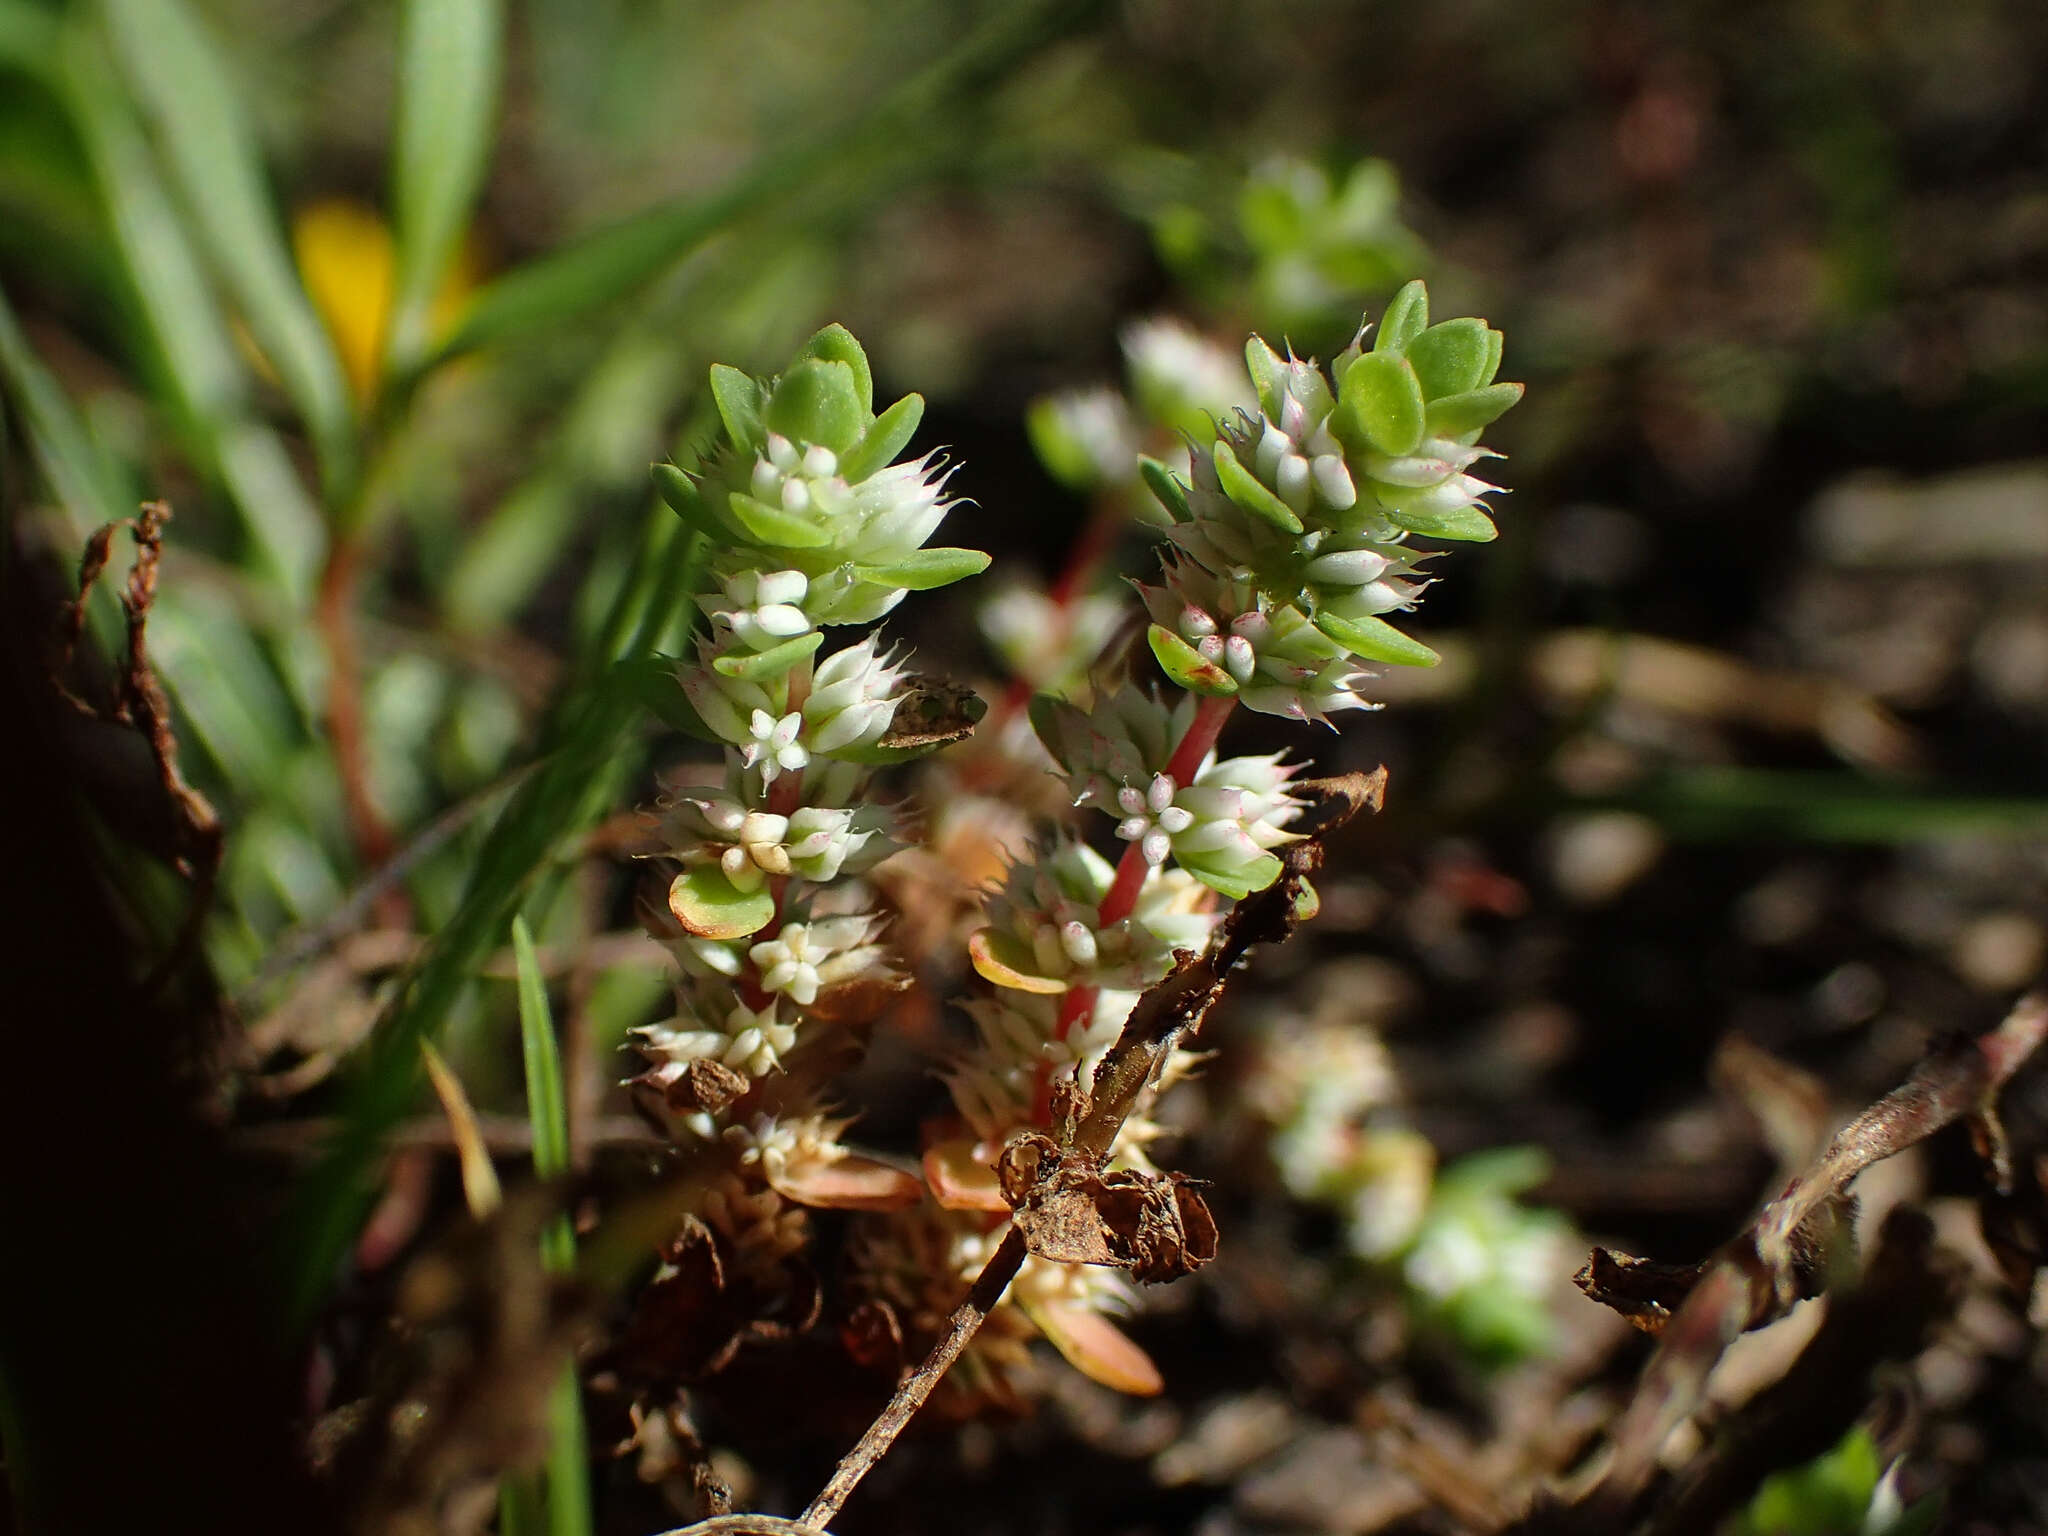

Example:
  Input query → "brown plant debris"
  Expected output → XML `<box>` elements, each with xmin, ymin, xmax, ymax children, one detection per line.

<box><xmin>53</xmin><ymin>500</ymin><xmax>222</xmax><ymax>989</ymax></box>
<box><xmin>1556</xmin><ymin>990</ymin><xmax>2048</xmax><ymax>1521</ymax></box>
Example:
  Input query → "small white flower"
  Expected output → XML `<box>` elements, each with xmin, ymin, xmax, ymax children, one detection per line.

<box><xmin>748</xmin><ymin>914</ymin><xmax>897</xmax><ymax>1008</ymax></box>
<box><xmin>741</xmin><ymin>708</ymin><xmax>809</xmax><ymax>782</ymax></box>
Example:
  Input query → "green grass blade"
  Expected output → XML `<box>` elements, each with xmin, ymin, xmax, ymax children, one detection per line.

<box><xmin>98</xmin><ymin>0</ymin><xmax>356</xmax><ymax>496</ymax></box>
<box><xmin>1623</xmin><ymin>769</ymin><xmax>2048</xmax><ymax>843</ymax></box>
<box><xmin>433</xmin><ymin>0</ymin><xmax>1094</xmax><ymax>363</ymax></box>
<box><xmin>56</xmin><ymin>19</ymin><xmax>324</xmax><ymax>598</ymax></box>
<box><xmin>512</xmin><ymin>917</ymin><xmax>592</xmax><ymax>1536</ymax></box>
<box><xmin>0</xmin><ymin>281</ymin><xmax>129</xmax><ymax>529</ymax></box>
<box><xmin>387</xmin><ymin>0</ymin><xmax>502</xmax><ymax>378</ymax></box>
<box><xmin>512</xmin><ymin>916</ymin><xmax>571</xmax><ymax>1190</ymax></box>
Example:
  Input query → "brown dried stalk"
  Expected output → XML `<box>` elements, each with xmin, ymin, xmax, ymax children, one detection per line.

<box><xmin>1568</xmin><ymin>990</ymin><xmax>2048</xmax><ymax>1516</ymax></box>
<box><xmin>56</xmin><ymin>500</ymin><xmax>223</xmax><ymax>992</ymax></box>
<box><xmin>793</xmin><ymin>769</ymin><xmax>1385</xmax><ymax>1532</ymax></box>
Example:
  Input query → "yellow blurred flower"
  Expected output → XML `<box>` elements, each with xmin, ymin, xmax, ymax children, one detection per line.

<box><xmin>291</xmin><ymin>197</ymin><xmax>476</xmax><ymax>404</ymax></box>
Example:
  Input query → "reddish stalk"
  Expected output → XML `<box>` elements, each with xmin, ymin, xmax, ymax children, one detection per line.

<box><xmin>317</xmin><ymin>538</ymin><xmax>403</xmax><ymax>928</ymax></box>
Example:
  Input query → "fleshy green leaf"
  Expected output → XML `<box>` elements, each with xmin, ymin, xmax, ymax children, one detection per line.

<box><xmin>1372</xmin><ymin>279</ymin><xmax>1429</xmax><ymax>357</ymax></box>
<box><xmin>763</xmin><ymin>358</ymin><xmax>863</xmax><ymax>455</ymax></box>
<box><xmin>1383</xmin><ymin>502</ymin><xmax>1498</xmax><ymax>542</ymax></box>
<box><xmin>797</xmin><ymin>323</ymin><xmax>873</xmax><ymax>416</ymax></box>
<box><xmin>1336</xmin><ymin>351</ymin><xmax>1426</xmax><ymax>457</ymax></box>
<box><xmin>1210</xmin><ymin>438</ymin><xmax>1303</xmax><ymax>534</ymax></box>
<box><xmin>388</xmin><ymin>0</ymin><xmax>502</xmax><ymax>377</ymax></box>
<box><xmin>1316</xmin><ymin>611</ymin><xmax>1441</xmax><ymax>667</ymax></box>
<box><xmin>711</xmin><ymin>629</ymin><xmax>822</xmax><ymax>680</ymax></box>
<box><xmin>1147</xmin><ymin>623</ymin><xmax>1238</xmax><ymax>696</ymax></box>
<box><xmin>1406</xmin><ymin>318</ymin><xmax>1494</xmax><ymax>400</ymax></box>
<box><xmin>853</xmin><ymin>546</ymin><xmax>990</xmax><ymax>591</ymax></box>
<box><xmin>1424</xmin><ymin>382</ymin><xmax>1524</xmax><ymax>439</ymax></box>
<box><xmin>1479</xmin><ymin>326</ymin><xmax>1504</xmax><ymax>387</ymax></box>
<box><xmin>668</xmin><ymin>865</ymin><xmax>775</xmax><ymax>941</ymax></box>
<box><xmin>1244</xmin><ymin>334</ymin><xmax>1287</xmax><ymax>420</ymax></box>
<box><xmin>1138</xmin><ymin>456</ymin><xmax>1190</xmax><ymax>523</ymax></box>
<box><xmin>1187</xmin><ymin>851</ymin><xmax>1283</xmax><ymax>902</ymax></box>
<box><xmin>724</xmin><ymin>490</ymin><xmax>832</xmax><ymax>548</ymax></box>
<box><xmin>840</xmin><ymin>391</ymin><xmax>923</xmax><ymax>482</ymax></box>
<box><xmin>708</xmin><ymin>363</ymin><xmax>765</xmax><ymax>449</ymax></box>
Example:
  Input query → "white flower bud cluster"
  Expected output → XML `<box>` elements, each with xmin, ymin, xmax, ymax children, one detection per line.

<box><xmin>1138</xmin><ymin>556</ymin><xmax>1380</xmax><ymax>722</ymax></box>
<box><xmin>636</xmin><ymin>996</ymin><xmax>799</xmax><ymax>1096</ymax></box>
<box><xmin>976</xmin><ymin>840</ymin><xmax>1202</xmax><ymax>992</ymax></box>
<box><xmin>746</xmin><ymin>914</ymin><xmax>897</xmax><ymax>1007</ymax></box>
<box><xmin>722</xmin><ymin>434</ymin><xmax>961</xmax><ymax>625</ymax></box>
<box><xmin>1110</xmin><ymin>755</ymin><xmax>1302</xmax><ymax>887</ymax></box>
<box><xmin>666</xmin><ymin>792</ymin><xmax>891</xmax><ymax>894</ymax></box>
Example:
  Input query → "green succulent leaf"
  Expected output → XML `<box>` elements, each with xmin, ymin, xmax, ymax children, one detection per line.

<box><xmin>708</xmin><ymin>363</ymin><xmax>765</xmax><ymax>450</ymax></box>
<box><xmin>711</xmin><ymin>629</ymin><xmax>823</xmax><ymax>680</ymax></box>
<box><xmin>1148</xmin><ymin>623</ymin><xmax>1239</xmax><ymax>696</ymax></box>
<box><xmin>653</xmin><ymin>462</ymin><xmax>701</xmax><ymax>516</ymax></box>
<box><xmin>1373</xmin><ymin>279</ymin><xmax>1429</xmax><ymax>357</ymax></box>
<box><xmin>1424</xmin><ymin>382</ymin><xmax>1524</xmax><ymax>440</ymax></box>
<box><xmin>1211</xmin><ymin>439</ymin><xmax>1304</xmax><ymax>534</ymax></box>
<box><xmin>840</xmin><ymin>392</ymin><xmax>924</xmax><ymax>482</ymax></box>
<box><xmin>1337</xmin><ymin>352</ymin><xmax>1426</xmax><ymax>457</ymax></box>
<box><xmin>852</xmin><ymin>546</ymin><xmax>991</xmax><ymax>591</ymax></box>
<box><xmin>764</xmin><ymin>358</ymin><xmax>864</xmax><ymax>455</ymax></box>
<box><xmin>1383</xmin><ymin>501</ymin><xmax>1498</xmax><ymax>542</ymax></box>
<box><xmin>797</xmin><ymin>322</ymin><xmax>873</xmax><ymax>416</ymax></box>
<box><xmin>1316</xmin><ymin>610</ymin><xmax>1441</xmax><ymax>667</ymax></box>
<box><xmin>1406</xmin><ymin>318</ymin><xmax>1495</xmax><ymax>400</ymax></box>
<box><xmin>1186</xmin><ymin>851</ymin><xmax>1283</xmax><ymax>902</ymax></box>
<box><xmin>725</xmin><ymin>491</ymin><xmax>833</xmax><ymax>548</ymax></box>
<box><xmin>1479</xmin><ymin>326</ymin><xmax>1505</xmax><ymax>387</ymax></box>
<box><xmin>1138</xmin><ymin>456</ymin><xmax>1191</xmax><ymax>524</ymax></box>
<box><xmin>1244</xmin><ymin>334</ymin><xmax>1288</xmax><ymax>420</ymax></box>
<box><xmin>668</xmin><ymin>865</ymin><xmax>775</xmax><ymax>942</ymax></box>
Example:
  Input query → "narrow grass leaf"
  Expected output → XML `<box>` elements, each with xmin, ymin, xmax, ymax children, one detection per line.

<box><xmin>0</xmin><ymin>283</ymin><xmax>128</xmax><ymax>529</ymax></box>
<box><xmin>57</xmin><ymin>22</ymin><xmax>324</xmax><ymax>596</ymax></box>
<box><xmin>387</xmin><ymin>0</ymin><xmax>502</xmax><ymax>376</ymax></box>
<box><xmin>512</xmin><ymin>917</ymin><xmax>592</xmax><ymax>1536</ymax></box>
<box><xmin>433</xmin><ymin>0</ymin><xmax>1091</xmax><ymax>363</ymax></box>
<box><xmin>420</xmin><ymin>1039</ymin><xmax>501</xmax><ymax>1218</ymax></box>
<box><xmin>99</xmin><ymin>0</ymin><xmax>355</xmax><ymax>492</ymax></box>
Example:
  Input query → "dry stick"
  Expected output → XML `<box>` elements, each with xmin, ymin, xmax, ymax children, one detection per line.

<box><xmin>1577</xmin><ymin>989</ymin><xmax>2048</xmax><ymax>1514</ymax></box>
<box><xmin>56</xmin><ymin>502</ymin><xmax>225</xmax><ymax>995</ymax></box>
<box><xmin>799</xmin><ymin>770</ymin><xmax>1386</xmax><ymax>1532</ymax></box>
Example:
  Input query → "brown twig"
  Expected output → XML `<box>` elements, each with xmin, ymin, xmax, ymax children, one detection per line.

<box><xmin>796</xmin><ymin>769</ymin><xmax>1387</xmax><ymax>1532</ymax></box>
<box><xmin>56</xmin><ymin>501</ymin><xmax>224</xmax><ymax>993</ymax></box>
<box><xmin>1568</xmin><ymin>990</ymin><xmax>2048</xmax><ymax>1515</ymax></box>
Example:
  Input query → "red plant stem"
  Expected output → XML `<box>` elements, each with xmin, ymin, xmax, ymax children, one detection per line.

<box><xmin>1034</xmin><ymin>691</ymin><xmax>1238</xmax><ymax>1122</ymax></box>
<box><xmin>317</xmin><ymin>538</ymin><xmax>403</xmax><ymax>930</ymax></box>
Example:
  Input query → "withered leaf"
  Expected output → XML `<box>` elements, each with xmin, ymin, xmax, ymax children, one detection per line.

<box><xmin>879</xmin><ymin>676</ymin><xmax>985</xmax><ymax>751</ymax></box>
<box><xmin>999</xmin><ymin>1133</ymin><xmax>1218</xmax><ymax>1285</ymax></box>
